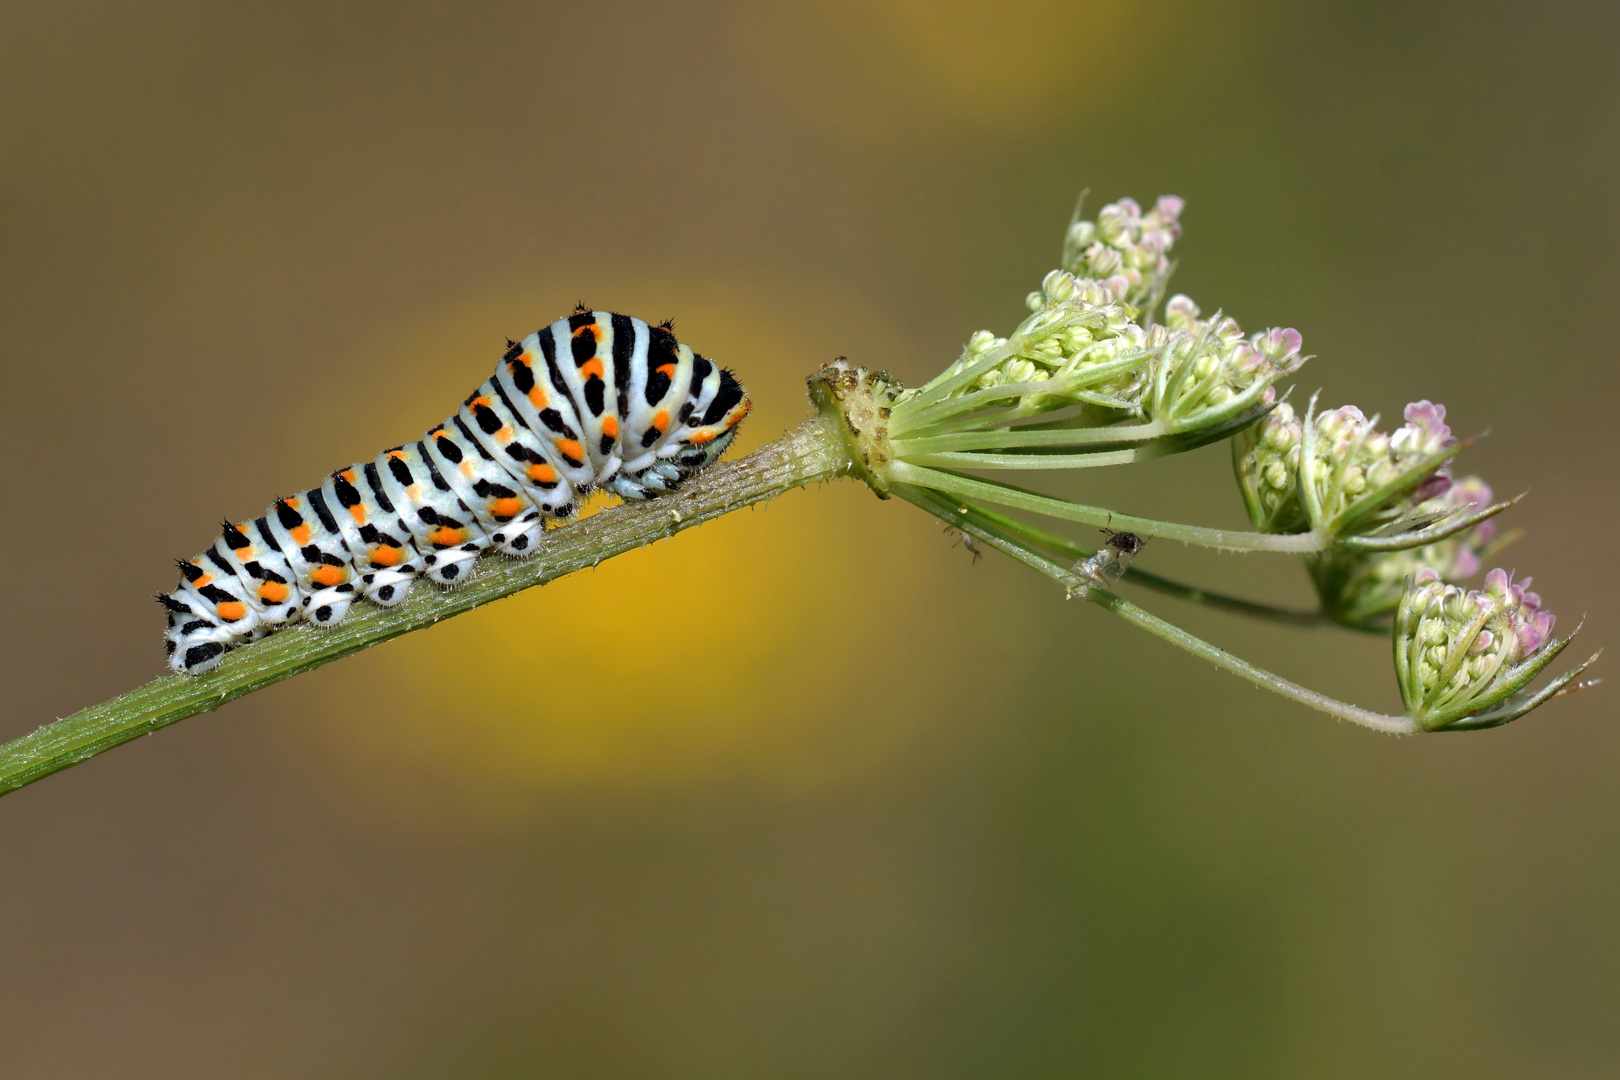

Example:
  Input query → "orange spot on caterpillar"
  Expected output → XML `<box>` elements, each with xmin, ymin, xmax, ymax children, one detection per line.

<box><xmin>348</xmin><ymin>504</ymin><xmax>367</xmax><ymax>525</ymax></box>
<box><xmin>527</xmin><ymin>463</ymin><xmax>557</xmax><ymax>483</ymax></box>
<box><xmin>600</xmin><ymin>414</ymin><xmax>619</xmax><ymax>438</ymax></box>
<box><xmin>528</xmin><ymin>387</ymin><xmax>548</xmax><ymax>409</ymax></box>
<box><xmin>284</xmin><ymin>497</ymin><xmax>300</xmax><ymax>508</ymax></box>
<box><xmin>652</xmin><ymin>410</ymin><xmax>669</xmax><ymax>432</ymax></box>
<box><xmin>496</xmin><ymin>425</ymin><xmax>513</xmax><ymax>443</ymax></box>
<box><xmin>194</xmin><ymin>574</ymin><xmax>213</xmax><ymax>588</ymax></box>
<box><xmin>491</xmin><ymin>497</ymin><xmax>523</xmax><ymax>519</ymax></box>
<box><xmin>216</xmin><ymin>601</ymin><xmax>247</xmax><ymax>621</ymax></box>
<box><xmin>369</xmin><ymin>546</ymin><xmax>403</xmax><ymax>567</ymax></box>
<box><xmin>572</xmin><ymin>322</ymin><xmax>602</xmax><ymax>341</ymax></box>
<box><xmin>459</xmin><ymin>460</ymin><xmax>475</xmax><ymax>478</ymax></box>
<box><xmin>689</xmin><ymin>430</ymin><xmax>717</xmax><ymax>445</ymax></box>
<box><xmin>471</xmin><ymin>396</ymin><xmax>490</xmax><ymax>408</ymax></box>
<box><xmin>258</xmin><ymin>581</ymin><xmax>288</xmax><ymax>604</ymax></box>
<box><xmin>555</xmin><ymin>439</ymin><xmax>584</xmax><ymax>463</ymax></box>
<box><xmin>387</xmin><ymin>450</ymin><xmax>407</xmax><ymax>460</ymax></box>
<box><xmin>406</xmin><ymin>484</ymin><xmax>422</xmax><ymax>502</ymax></box>
<box><xmin>431</xmin><ymin>526</ymin><xmax>464</xmax><ymax>547</ymax></box>
<box><xmin>233</xmin><ymin>545</ymin><xmax>252</xmax><ymax>559</ymax></box>
<box><xmin>656</xmin><ymin>363</ymin><xmax>675</xmax><ymax>377</ymax></box>
<box><xmin>310</xmin><ymin>565</ymin><xmax>346</xmax><ymax>588</ymax></box>
<box><xmin>579</xmin><ymin>357</ymin><xmax>604</xmax><ymax>380</ymax></box>
<box><xmin>290</xmin><ymin>523</ymin><xmax>312</xmax><ymax>545</ymax></box>
<box><xmin>340</xmin><ymin>469</ymin><xmax>357</xmax><ymax>483</ymax></box>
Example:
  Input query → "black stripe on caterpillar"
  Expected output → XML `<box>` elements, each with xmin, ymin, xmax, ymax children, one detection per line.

<box><xmin>160</xmin><ymin>308</ymin><xmax>751</xmax><ymax>674</ymax></box>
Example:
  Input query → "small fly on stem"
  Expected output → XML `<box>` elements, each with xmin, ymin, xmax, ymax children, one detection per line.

<box><xmin>942</xmin><ymin>523</ymin><xmax>982</xmax><ymax>563</ymax></box>
<box><xmin>1072</xmin><ymin>528</ymin><xmax>1146</xmax><ymax>591</ymax></box>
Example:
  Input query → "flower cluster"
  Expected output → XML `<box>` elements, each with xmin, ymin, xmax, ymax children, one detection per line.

<box><xmin>927</xmin><ymin>197</ymin><xmax>1303</xmax><ymax>434</ymax></box>
<box><xmin>1061</xmin><ymin>195</ymin><xmax>1184</xmax><ymax>312</ymax></box>
<box><xmin>1146</xmin><ymin>295</ymin><xmax>1306</xmax><ymax>434</ymax></box>
<box><xmin>1234</xmin><ymin>398</ymin><xmax>1486</xmax><ymax>546</ymax></box>
<box><xmin>1305</xmin><ymin>476</ymin><xmax>1504</xmax><ymax>624</ymax></box>
<box><xmin>1233</xmin><ymin>401</ymin><xmax>1308</xmax><ymax>533</ymax></box>
<box><xmin>946</xmin><ymin>269</ymin><xmax>1154</xmax><ymax>413</ymax></box>
<box><xmin>1395</xmin><ymin>566</ymin><xmax>1571</xmax><ymax>729</ymax></box>
<box><xmin>1308</xmin><ymin>400</ymin><xmax>1456</xmax><ymax>527</ymax></box>
<box><xmin>867</xmin><ymin>190</ymin><xmax>1595</xmax><ymax>736</ymax></box>
<box><xmin>1233</xmin><ymin>397</ymin><xmax>1512</xmax><ymax>623</ymax></box>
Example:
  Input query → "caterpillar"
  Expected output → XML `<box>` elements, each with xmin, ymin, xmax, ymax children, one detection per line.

<box><xmin>159</xmin><ymin>307</ymin><xmax>751</xmax><ymax>675</ymax></box>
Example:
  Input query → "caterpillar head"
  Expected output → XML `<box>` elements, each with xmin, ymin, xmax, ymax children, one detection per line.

<box><xmin>683</xmin><ymin>366</ymin><xmax>751</xmax><ymax>471</ymax></box>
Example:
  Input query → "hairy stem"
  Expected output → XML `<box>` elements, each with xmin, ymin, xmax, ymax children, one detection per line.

<box><xmin>951</xmin><ymin>499</ymin><xmax>1354</xmax><ymax>629</ymax></box>
<box><xmin>892</xmin><ymin>483</ymin><xmax>1420</xmax><ymax>734</ymax></box>
<box><xmin>888</xmin><ymin>462</ymin><xmax>1326</xmax><ymax>553</ymax></box>
<box><xmin>0</xmin><ymin>416</ymin><xmax>854</xmax><ymax>798</ymax></box>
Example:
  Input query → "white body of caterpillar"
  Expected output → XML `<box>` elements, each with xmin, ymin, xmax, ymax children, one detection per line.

<box><xmin>160</xmin><ymin>309</ymin><xmax>750</xmax><ymax>674</ymax></box>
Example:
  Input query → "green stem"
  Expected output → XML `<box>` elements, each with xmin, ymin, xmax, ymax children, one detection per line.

<box><xmin>953</xmin><ymin>500</ymin><xmax>1351</xmax><ymax>630</ymax></box>
<box><xmin>0</xmin><ymin>417</ymin><xmax>855</xmax><ymax>799</ymax></box>
<box><xmin>899</xmin><ymin>448</ymin><xmax>1147</xmax><ymax>470</ymax></box>
<box><xmin>892</xmin><ymin>421</ymin><xmax>1166</xmax><ymax>454</ymax></box>
<box><xmin>887</xmin><ymin>462</ymin><xmax>1327</xmax><ymax>553</ymax></box>
<box><xmin>892</xmin><ymin>484</ymin><xmax>1418</xmax><ymax>734</ymax></box>
<box><xmin>1086</xmin><ymin>587</ymin><xmax>1418</xmax><ymax>734</ymax></box>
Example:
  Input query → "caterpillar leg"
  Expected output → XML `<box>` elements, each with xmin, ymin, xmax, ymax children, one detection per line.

<box><xmin>489</xmin><ymin>512</ymin><xmax>543</xmax><ymax>556</ymax></box>
<box><xmin>302</xmin><ymin>587</ymin><xmax>356</xmax><ymax>627</ymax></box>
<box><xmin>423</xmin><ymin>545</ymin><xmax>481</xmax><ymax>584</ymax></box>
<box><xmin>163</xmin><ymin>615</ymin><xmax>241</xmax><ymax>674</ymax></box>
<box><xmin>606</xmin><ymin>474</ymin><xmax>656</xmax><ymax>501</ymax></box>
<box><xmin>610</xmin><ymin>459</ymin><xmax>686</xmax><ymax>501</ymax></box>
<box><xmin>362</xmin><ymin>569</ymin><xmax>416</xmax><ymax>607</ymax></box>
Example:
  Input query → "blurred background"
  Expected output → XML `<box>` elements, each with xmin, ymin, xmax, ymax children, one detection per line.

<box><xmin>2</xmin><ymin>0</ymin><xmax>1617</xmax><ymax>1075</ymax></box>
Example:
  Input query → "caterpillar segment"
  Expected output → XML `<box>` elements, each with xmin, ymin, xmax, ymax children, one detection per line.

<box><xmin>161</xmin><ymin>309</ymin><xmax>750</xmax><ymax>674</ymax></box>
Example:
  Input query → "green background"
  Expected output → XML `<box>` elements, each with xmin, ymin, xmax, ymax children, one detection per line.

<box><xmin>2</xmin><ymin>1</ymin><xmax>1616</xmax><ymax>1075</ymax></box>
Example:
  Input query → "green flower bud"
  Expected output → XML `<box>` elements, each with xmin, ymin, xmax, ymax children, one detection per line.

<box><xmin>1302</xmin><ymin>476</ymin><xmax>1504</xmax><ymax>626</ymax></box>
<box><xmin>1395</xmin><ymin>568</ymin><xmax>1584</xmax><ymax>731</ymax></box>
<box><xmin>1233</xmin><ymin>402</ymin><xmax>1308</xmax><ymax>532</ymax></box>
<box><xmin>1141</xmin><ymin>309</ymin><xmax>1306</xmax><ymax>434</ymax></box>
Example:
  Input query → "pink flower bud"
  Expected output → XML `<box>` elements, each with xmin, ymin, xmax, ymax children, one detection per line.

<box><xmin>1519</xmin><ymin>610</ymin><xmax>1556</xmax><ymax>656</ymax></box>
<box><xmin>1254</xmin><ymin>327</ymin><xmax>1303</xmax><ymax>362</ymax></box>
<box><xmin>1391</xmin><ymin>400</ymin><xmax>1456</xmax><ymax>456</ymax></box>
<box><xmin>1416</xmin><ymin>474</ymin><xmax>1453</xmax><ymax>502</ymax></box>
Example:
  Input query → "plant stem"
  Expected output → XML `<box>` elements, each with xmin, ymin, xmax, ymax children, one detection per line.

<box><xmin>891</xmin><ymin>483</ymin><xmax>1420</xmax><ymax>734</ymax></box>
<box><xmin>887</xmin><ymin>462</ymin><xmax>1327</xmax><ymax>553</ymax></box>
<box><xmin>0</xmin><ymin>416</ymin><xmax>854</xmax><ymax>799</ymax></box>
<box><xmin>899</xmin><ymin>448</ymin><xmax>1148</xmax><ymax>470</ymax></box>
<box><xmin>952</xmin><ymin>499</ymin><xmax>1353</xmax><ymax>630</ymax></box>
<box><xmin>891</xmin><ymin>421</ymin><xmax>1166</xmax><ymax>454</ymax></box>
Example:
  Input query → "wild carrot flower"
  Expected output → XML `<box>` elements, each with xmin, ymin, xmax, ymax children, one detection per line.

<box><xmin>1394</xmin><ymin>567</ymin><xmax>1586</xmax><ymax>730</ymax></box>
<box><xmin>1235</xmin><ymin>394</ymin><xmax>1507</xmax><ymax>557</ymax></box>
<box><xmin>1146</xmin><ymin>295</ymin><xmax>1307</xmax><ymax>435</ymax></box>
<box><xmin>916</xmin><ymin>200</ymin><xmax>1302</xmax><ymax>439</ymax></box>
<box><xmin>1233</xmin><ymin>402</ymin><xmax>1307</xmax><ymax>533</ymax></box>
<box><xmin>835</xmin><ymin>191</ymin><xmax>1596</xmax><ymax>736</ymax></box>
<box><xmin>1061</xmin><ymin>194</ymin><xmax>1184</xmax><ymax>312</ymax></box>
<box><xmin>1303</xmin><ymin>476</ymin><xmax>1504</xmax><ymax>624</ymax></box>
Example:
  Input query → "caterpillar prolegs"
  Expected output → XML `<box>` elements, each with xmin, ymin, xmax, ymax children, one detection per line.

<box><xmin>160</xmin><ymin>308</ymin><xmax>751</xmax><ymax>674</ymax></box>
